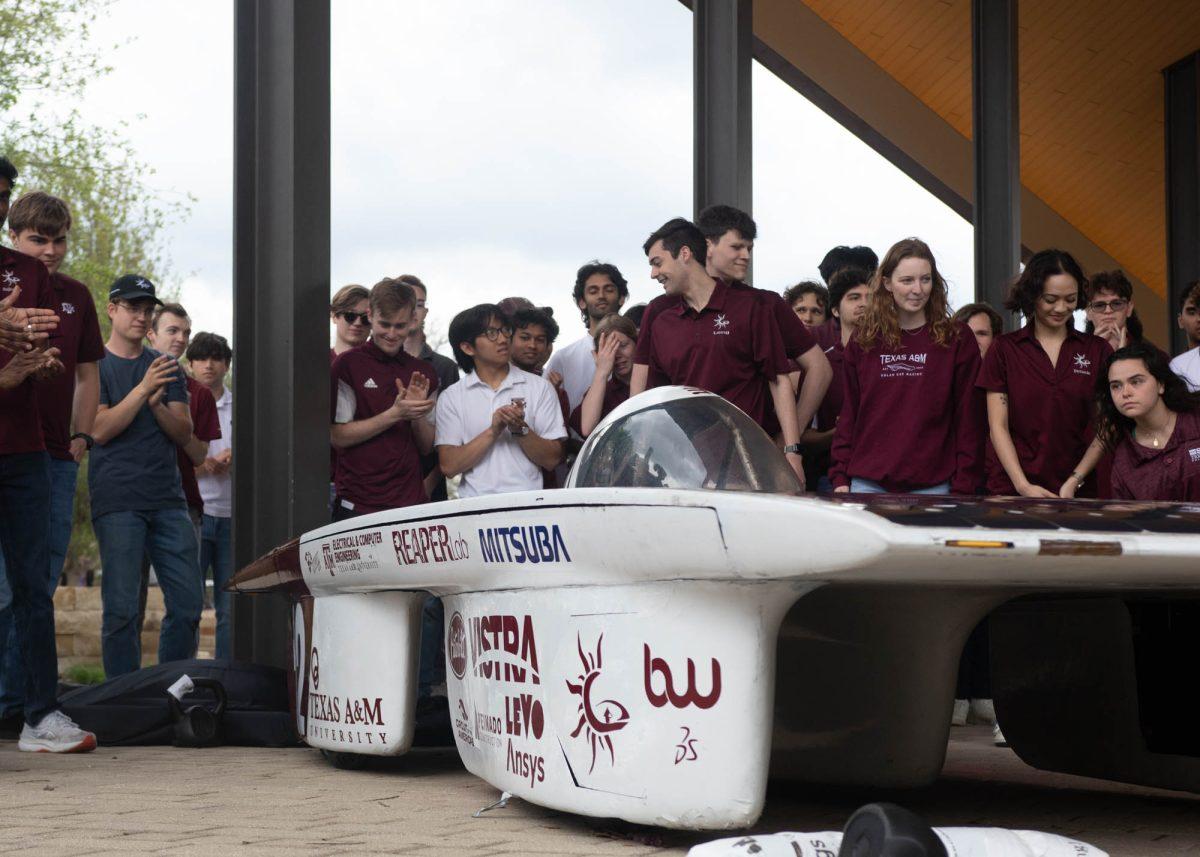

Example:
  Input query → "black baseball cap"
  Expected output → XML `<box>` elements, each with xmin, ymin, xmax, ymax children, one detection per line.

<box><xmin>108</xmin><ymin>274</ymin><xmax>164</xmax><ymax>305</ymax></box>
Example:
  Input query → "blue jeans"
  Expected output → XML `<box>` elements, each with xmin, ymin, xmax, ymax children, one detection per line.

<box><xmin>850</xmin><ymin>477</ymin><xmax>951</xmax><ymax>495</ymax></box>
<box><xmin>0</xmin><ymin>453</ymin><xmax>59</xmax><ymax>726</ymax></box>
<box><xmin>419</xmin><ymin>596</ymin><xmax>445</xmax><ymax>698</ymax></box>
<box><xmin>200</xmin><ymin>514</ymin><xmax>233</xmax><ymax>660</ymax></box>
<box><xmin>0</xmin><ymin>457</ymin><xmax>78</xmax><ymax>715</ymax></box>
<box><xmin>94</xmin><ymin>507</ymin><xmax>203</xmax><ymax>677</ymax></box>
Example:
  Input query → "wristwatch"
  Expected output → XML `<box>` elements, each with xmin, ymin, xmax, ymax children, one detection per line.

<box><xmin>783</xmin><ymin>443</ymin><xmax>803</xmax><ymax>456</ymax></box>
<box><xmin>71</xmin><ymin>432</ymin><xmax>95</xmax><ymax>450</ymax></box>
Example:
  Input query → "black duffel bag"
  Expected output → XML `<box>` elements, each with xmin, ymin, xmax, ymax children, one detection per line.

<box><xmin>59</xmin><ymin>658</ymin><xmax>299</xmax><ymax>747</ymax></box>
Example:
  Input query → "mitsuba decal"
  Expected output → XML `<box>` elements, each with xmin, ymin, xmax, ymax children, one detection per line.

<box><xmin>477</xmin><ymin>524</ymin><xmax>570</xmax><ymax>564</ymax></box>
<box><xmin>644</xmin><ymin>644</ymin><xmax>722</xmax><ymax>709</ymax></box>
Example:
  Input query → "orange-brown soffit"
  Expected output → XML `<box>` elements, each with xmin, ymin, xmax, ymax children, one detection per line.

<box><xmin>767</xmin><ymin>0</ymin><xmax>1200</xmax><ymax>299</ymax></box>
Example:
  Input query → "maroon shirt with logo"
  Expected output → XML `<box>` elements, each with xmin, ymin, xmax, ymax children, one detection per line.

<box><xmin>331</xmin><ymin>340</ymin><xmax>438</xmax><ymax>513</ymax></box>
<box><xmin>0</xmin><ymin>247</ymin><xmax>57</xmax><ymax>455</ymax></box>
<box><xmin>976</xmin><ymin>324</ymin><xmax>1113</xmax><ymax>495</ymax></box>
<box><xmin>1110</xmin><ymin>411</ymin><xmax>1200</xmax><ymax>501</ymax></box>
<box><xmin>178</xmin><ymin>377</ymin><xmax>221</xmax><ymax>513</ymax></box>
<box><xmin>635</xmin><ymin>279</ymin><xmax>791</xmax><ymax>432</ymax></box>
<box><xmin>36</xmin><ymin>272</ymin><xmax>105</xmax><ymax>460</ymax></box>
<box><xmin>730</xmin><ymin>280</ymin><xmax>817</xmax><ymax>360</ymax></box>
<box><xmin>830</xmin><ymin>323</ymin><xmax>984</xmax><ymax>493</ymax></box>
<box><xmin>569</xmin><ymin>375</ymin><xmax>630</xmax><ymax>438</ymax></box>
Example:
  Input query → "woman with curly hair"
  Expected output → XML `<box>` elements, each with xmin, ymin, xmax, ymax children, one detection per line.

<box><xmin>976</xmin><ymin>249</ymin><xmax>1112</xmax><ymax>498</ymax></box>
<box><xmin>1095</xmin><ymin>342</ymin><xmax>1200</xmax><ymax>501</ymax></box>
<box><xmin>830</xmin><ymin>238</ymin><xmax>985</xmax><ymax>494</ymax></box>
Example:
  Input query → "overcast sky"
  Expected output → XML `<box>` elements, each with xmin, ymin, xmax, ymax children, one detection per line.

<box><xmin>60</xmin><ymin>0</ymin><xmax>974</xmax><ymax>352</ymax></box>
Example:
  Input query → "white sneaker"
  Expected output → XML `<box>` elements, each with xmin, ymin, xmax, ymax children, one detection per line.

<box><xmin>951</xmin><ymin>698</ymin><xmax>968</xmax><ymax>726</ymax></box>
<box><xmin>969</xmin><ymin>698</ymin><xmax>996</xmax><ymax>725</ymax></box>
<box><xmin>993</xmin><ymin>722</ymin><xmax>1008</xmax><ymax>747</ymax></box>
<box><xmin>18</xmin><ymin>710</ymin><xmax>97</xmax><ymax>753</ymax></box>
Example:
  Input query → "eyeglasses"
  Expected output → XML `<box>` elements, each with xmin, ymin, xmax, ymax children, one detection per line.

<box><xmin>481</xmin><ymin>325</ymin><xmax>513</xmax><ymax>342</ymax></box>
<box><xmin>117</xmin><ymin>301</ymin><xmax>156</xmax><ymax>318</ymax></box>
<box><xmin>1088</xmin><ymin>298</ymin><xmax>1128</xmax><ymax>314</ymax></box>
<box><xmin>339</xmin><ymin>311</ymin><xmax>369</xmax><ymax>326</ymax></box>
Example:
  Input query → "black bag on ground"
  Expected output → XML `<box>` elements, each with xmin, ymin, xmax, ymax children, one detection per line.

<box><xmin>59</xmin><ymin>659</ymin><xmax>299</xmax><ymax>747</ymax></box>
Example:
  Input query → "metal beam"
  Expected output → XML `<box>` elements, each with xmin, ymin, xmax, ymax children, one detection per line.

<box><xmin>1165</xmin><ymin>53</ymin><xmax>1200</xmax><ymax>355</ymax></box>
<box><xmin>232</xmin><ymin>0</ymin><xmax>330</xmax><ymax>668</ymax></box>
<box><xmin>972</xmin><ymin>0</ymin><xmax>1021</xmax><ymax>313</ymax></box>
<box><xmin>693</xmin><ymin>0</ymin><xmax>753</xmax><ymax>218</ymax></box>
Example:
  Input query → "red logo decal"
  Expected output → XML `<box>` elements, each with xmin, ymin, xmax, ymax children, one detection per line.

<box><xmin>447</xmin><ymin>612</ymin><xmax>467</xmax><ymax>680</ymax></box>
<box><xmin>566</xmin><ymin>633</ymin><xmax>630</xmax><ymax>773</ymax></box>
<box><xmin>644</xmin><ymin>644</ymin><xmax>721</xmax><ymax>709</ymax></box>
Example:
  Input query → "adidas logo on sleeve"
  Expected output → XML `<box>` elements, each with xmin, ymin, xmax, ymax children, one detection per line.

<box><xmin>364</xmin><ymin>378</ymin><xmax>378</xmax><ymax>389</ymax></box>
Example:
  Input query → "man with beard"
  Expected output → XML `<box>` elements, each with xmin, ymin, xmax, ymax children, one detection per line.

<box><xmin>546</xmin><ymin>261</ymin><xmax>628</xmax><ymax>412</ymax></box>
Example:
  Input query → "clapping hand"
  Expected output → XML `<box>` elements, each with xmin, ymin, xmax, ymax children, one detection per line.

<box><xmin>0</xmin><ymin>346</ymin><xmax>60</xmax><ymax>390</ymax></box>
<box><xmin>546</xmin><ymin>370</ymin><xmax>564</xmax><ymax>389</ymax></box>
<box><xmin>391</xmin><ymin>377</ymin><xmax>435</xmax><ymax>421</ymax></box>
<box><xmin>138</xmin><ymin>355</ymin><xmax>179</xmax><ymax>402</ymax></box>
<box><xmin>0</xmin><ymin>286</ymin><xmax>59</xmax><ymax>353</ymax></box>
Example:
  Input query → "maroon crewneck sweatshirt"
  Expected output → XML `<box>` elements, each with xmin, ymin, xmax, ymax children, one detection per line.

<box><xmin>830</xmin><ymin>322</ymin><xmax>985</xmax><ymax>493</ymax></box>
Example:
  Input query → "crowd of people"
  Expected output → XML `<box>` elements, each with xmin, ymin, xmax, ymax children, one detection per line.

<box><xmin>3</xmin><ymin>150</ymin><xmax>1200</xmax><ymax>756</ymax></box>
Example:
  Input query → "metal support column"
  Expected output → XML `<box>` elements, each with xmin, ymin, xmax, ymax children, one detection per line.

<box><xmin>232</xmin><ymin>0</ymin><xmax>331</xmax><ymax>668</ymax></box>
<box><xmin>1165</xmin><ymin>53</ymin><xmax>1200</xmax><ymax>355</ymax></box>
<box><xmin>972</xmin><ymin>0</ymin><xmax>1020</xmax><ymax>312</ymax></box>
<box><xmin>693</xmin><ymin>0</ymin><xmax>753</xmax><ymax>218</ymax></box>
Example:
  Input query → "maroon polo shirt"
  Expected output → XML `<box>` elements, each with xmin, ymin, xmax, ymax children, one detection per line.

<box><xmin>0</xmin><ymin>247</ymin><xmax>57</xmax><ymax>455</ymax></box>
<box><xmin>812</xmin><ymin>320</ymin><xmax>846</xmax><ymax>432</ymax></box>
<box><xmin>331</xmin><ymin>340</ymin><xmax>438</xmax><ymax>513</ymax></box>
<box><xmin>569</xmin><ymin>375</ymin><xmax>630</xmax><ymax>438</ymax></box>
<box><xmin>830</xmin><ymin>323</ymin><xmax>985</xmax><ymax>493</ymax></box>
<box><xmin>177</xmin><ymin>377</ymin><xmax>221</xmax><ymax>513</ymax></box>
<box><xmin>976</xmin><ymin>324</ymin><xmax>1113</xmax><ymax>495</ymax></box>
<box><xmin>635</xmin><ymin>279</ymin><xmax>791</xmax><ymax>433</ymax></box>
<box><xmin>730</xmin><ymin>280</ymin><xmax>817</xmax><ymax>360</ymax></box>
<box><xmin>36</xmin><ymin>272</ymin><xmax>105</xmax><ymax>460</ymax></box>
<box><xmin>1110</xmin><ymin>411</ymin><xmax>1200</xmax><ymax>501</ymax></box>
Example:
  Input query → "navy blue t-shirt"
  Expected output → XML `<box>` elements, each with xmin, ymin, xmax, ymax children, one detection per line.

<box><xmin>89</xmin><ymin>347</ymin><xmax>190</xmax><ymax>519</ymax></box>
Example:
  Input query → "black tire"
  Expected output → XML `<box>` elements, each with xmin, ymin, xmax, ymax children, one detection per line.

<box><xmin>839</xmin><ymin>803</ymin><xmax>947</xmax><ymax>857</ymax></box>
<box><xmin>321</xmin><ymin>749</ymin><xmax>370</xmax><ymax>770</ymax></box>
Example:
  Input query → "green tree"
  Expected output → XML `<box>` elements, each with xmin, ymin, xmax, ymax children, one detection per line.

<box><xmin>1</xmin><ymin>0</ymin><xmax>192</xmax><ymax>576</ymax></box>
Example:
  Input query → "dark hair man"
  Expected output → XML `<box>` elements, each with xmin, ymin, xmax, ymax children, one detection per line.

<box><xmin>511</xmin><ymin>306</ymin><xmax>570</xmax><ymax>488</ymax></box>
<box><xmin>0</xmin><ymin>193</ymin><xmax>103</xmax><ymax>724</ymax></box>
<box><xmin>90</xmin><ymin>275</ymin><xmax>203</xmax><ymax>678</ymax></box>
<box><xmin>188</xmin><ymin>332</ymin><xmax>234</xmax><ymax>659</ymax></box>
<box><xmin>630</xmin><ymin>218</ymin><xmax>806</xmax><ymax>484</ymax></box>
<box><xmin>953</xmin><ymin>302</ymin><xmax>1004</xmax><ymax>358</ymax></box>
<box><xmin>331</xmin><ymin>278</ymin><xmax>437</xmax><ymax>520</ymax></box>
<box><xmin>801</xmin><ymin>267</ymin><xmax>874</xmax><ymax>492</ymax></box>
<box><xmin>623</xmin><ymin>303</ymin><xmax>648</xmax><ymax>329</ymax></box>
<box><xmin>0</xmin><ymin>174</ymin><xmax>94</xmax><ymax>752</ymax></box>
<box><xmin>1171</xmin><ymin>281</ymin><xmax>1200</xmax><ymax>391</ymax></box>
<box><xmin>695</xmin><ymin>205</ymin><xmax>833</xmax><ymax>484</ymax></box>
<box><xmin>436</xmin><ymin>304</ymin><xmax>566</xmax><ymax>496</ymax></box>
<box><xmin>547</xmin><ymin>261</ymin><xmax>629</xmax><ymax>412</ymax></box>
<box><xmin>818</xmin><ymin>245</ymin><xmax>879</xmax><ymax>285</ymax></box>
<box><xmin>399</xmin><ymin>274</ymin><xmax>461</xmax><ymax>503</ymax></box>
<box><xmin>783</xmin><ymin>281</ymin><xmax>829</xmax><ymax>328</ymax></box>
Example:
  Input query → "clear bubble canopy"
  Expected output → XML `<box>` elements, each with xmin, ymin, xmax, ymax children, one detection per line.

<box><xmin>568</xmin><ymin>386</ymin><xmax>802</xmax><ymax>494</ymax></box>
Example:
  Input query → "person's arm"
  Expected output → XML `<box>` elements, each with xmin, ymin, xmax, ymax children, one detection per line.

<box><xmin>770</xmin><ymin>373</ymin><xmax>805</xmax><ymax>488</ymax></box>
<box><xmin>93</xmin><ymin>355</ymin><xmax>179</xmax><ymax>444</ymax></box>
<box><xmin>580</xmin><ymin>332</ymin><xmax>619</xmax><ymax>437</ymax></box>
<box><xmin>629</xmin><ymin>363</ymin><xmax>649</xmax><ymax>398</ymax></box>
<box><xmin>985</xmin><ymin>391</ymin><xmax>1056</xmax><ymax>498</ymax></box>
<box><xmin>411</xmin><ymin>393</ymin><xmax>436</xmax><ymax>456</ymax></box>
<box><xmin>800</xmin><ymin>427</ymin><xmax>835</xmax><ymax>452</ymax></box>
<box><xmin>152</xmin><ymin>399</ymin><xmax>194</xmax><ymax>449</ymax></box>
<box><xmin>0</xmin><ymin>347</ymin><xmax>56</xmax><ymax>390</ymax></box>
<box><xmin>791</xmin><ymin>344</ymin><xmax>832</xmax><ymax>433</ymax></box>
<box><xmin>1059</xmin><ymin>436</ymin><xmax>1106</xmax><ymax>498</ymax></box>
<box><xmin>508</xmin><ymin>382</ymin><xmax>566</xmax><ymax>471</ymax></box>
<box><xmin>513</xmin><ymin>430</ymin><xmax>564</xmax><ymax>471</ymax></box>
<box><xmin>0</xmin><ymin>285</ymin><xmax>58</xmax><ymax>353</ymax></box>
<box><xmin>181</xmin><ymin>434</ymin><xmax>209</xmax><ymax>467</ymax></box>
<box><xmin>68</xmin><ymin>361</ymin><xmax>101</xmax><ymax>460</ymax></box>
<box><xmin>330</xmin><ymin>376</ymin><xmax>435</xmax><ymax>449</ymax></box>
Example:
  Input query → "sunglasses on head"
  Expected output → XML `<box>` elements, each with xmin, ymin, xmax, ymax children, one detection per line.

<box><xmin>339</xmin><ymin>311</ymin><xmax>368</xmax><ymax>325</ymax></box>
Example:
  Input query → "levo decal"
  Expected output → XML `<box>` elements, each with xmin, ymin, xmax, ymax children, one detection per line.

<box><xmin>644</xmin><ymin>644</ymin><xmax>721</xmax><ymax>709</ymax></box>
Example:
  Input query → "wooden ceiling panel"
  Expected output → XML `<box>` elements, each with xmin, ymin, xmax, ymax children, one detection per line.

<box><xmin>793</xmin><ymin>0</ymin><xmax>1200</xmax><ymax>296</ymax></box>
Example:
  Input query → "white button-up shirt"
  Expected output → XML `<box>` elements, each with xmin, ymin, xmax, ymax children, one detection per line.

<box><xmin>197</xmin><ymin>385</ymin><xmax>232</xmax><ymax>518</ymax></box>
<box><xmin>433</xmin><ymin>365</ymin><xmax>566</xmax><ymax>498</ymax></box>
<box><xmin>545</xmin><ymin>334</ymin><xmax>597</xmax><ymax>413</ymax></box>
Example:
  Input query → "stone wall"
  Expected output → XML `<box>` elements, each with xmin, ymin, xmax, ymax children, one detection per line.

<box><xmin>53</xmin><ymin>586</ymin><xmax>218</xmax><ymax>674</ymax></box>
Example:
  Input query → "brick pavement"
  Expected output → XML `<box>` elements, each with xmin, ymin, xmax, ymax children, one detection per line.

<box><xmin>1</xmin><ymin>727</ymin><xmax>1197</xmax><ymax>856</ymax></box>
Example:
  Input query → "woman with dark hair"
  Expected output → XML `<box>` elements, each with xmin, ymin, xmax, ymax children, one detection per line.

<box><xmin>830</xmin><ymin>238</ymin><xmax>984</xmax><ymax>494</ymax></box>
<box><xmin>1095</xmin><ymin>343</ymin><xmax>1200</xmax><ymax>501</ymax></box>
<box><xmin>976</xmin><ymin>249</ymin><xmax>1112</xmax><ymax>498</ymax></box>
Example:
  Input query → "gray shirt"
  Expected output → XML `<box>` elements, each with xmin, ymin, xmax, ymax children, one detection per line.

<box><xmin>89</xmin><ymin>346</ymin><xmax>189</xmax><ymax>519</ymax></box>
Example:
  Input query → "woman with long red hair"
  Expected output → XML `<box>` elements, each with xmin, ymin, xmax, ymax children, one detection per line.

<box><xmin>831</xmin><ymin>238</ymin><xmax>985</xmax><ymax>494</ymax></box>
